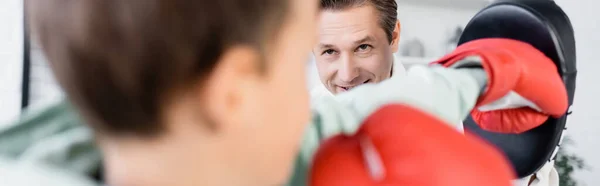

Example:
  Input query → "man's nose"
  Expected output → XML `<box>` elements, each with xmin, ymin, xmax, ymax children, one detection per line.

<box><xmin>338</xmin><ymin>56</ymin><xmax>359</xmax><ymax>82</ymax></box>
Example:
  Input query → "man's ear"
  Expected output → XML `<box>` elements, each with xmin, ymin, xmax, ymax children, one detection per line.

<box><xmin>200</xmin><ymin>46</ymin><xmax>261</xmax><ymax>131</ymax></box>
<box><xmin>390</xmin><ymin>20</ymin><xmax>401</xmax><ymax>53</ymax></box>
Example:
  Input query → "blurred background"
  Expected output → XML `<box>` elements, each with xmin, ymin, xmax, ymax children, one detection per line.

<box><xmin>1</xmin><ymin>0</ymin><xmax>598</xmax><ymax>185</ymax></box>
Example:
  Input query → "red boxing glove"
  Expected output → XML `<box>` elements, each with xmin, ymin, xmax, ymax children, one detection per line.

<box><xmin>310</xmin><ymin>104</ymin><xmax>515</xmax><ymax>186</ymax></box>
<box><xmin>433</xmin><ymin>38</ymin><xmax>568</xmax><ymax>133</ymax></box>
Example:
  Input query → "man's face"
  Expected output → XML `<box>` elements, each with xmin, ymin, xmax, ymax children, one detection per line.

<box><xmin>314</xmin><ymin>5</ymin><xmax>399</xmax><ymax>94</ymax></box>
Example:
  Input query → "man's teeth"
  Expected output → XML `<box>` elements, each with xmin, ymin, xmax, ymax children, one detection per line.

<box><xmin>341</xmin><ymin>81</ymin><xmax>371</xmax><ymax>91</ymax></box>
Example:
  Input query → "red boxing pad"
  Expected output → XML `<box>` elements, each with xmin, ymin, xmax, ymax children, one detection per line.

<box><xmin>310</xmin><ymin>104</ymin><xmax>515</xmax><ymax>186</ymax></box>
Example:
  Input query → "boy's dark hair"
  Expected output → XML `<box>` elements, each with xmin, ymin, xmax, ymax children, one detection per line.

<box><xmin>28</xmin><ymin>0</ymin><xmax>288</xmax><ymax>137</ymax></box>
<box><xmin>320</xmin><ymin>0</ymin><xmax>398</xmax><ymax>42</ymax></box>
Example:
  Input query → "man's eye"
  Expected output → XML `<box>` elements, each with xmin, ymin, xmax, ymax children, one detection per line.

<box><xmin>356</xmin><ymin>44</ymin><xmax>372</xmax><ymax>52</ymax></box>
<box><xmin>322</xmin><ymin>49</ymin><xmax>336</xmax><ymax>55</ymax></box>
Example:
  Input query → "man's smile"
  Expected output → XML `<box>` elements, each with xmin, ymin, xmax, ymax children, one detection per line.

<box><xmin>336</xmin><ymin>79</ymin><xmax>371</xmax><ymax>92</ymax></box>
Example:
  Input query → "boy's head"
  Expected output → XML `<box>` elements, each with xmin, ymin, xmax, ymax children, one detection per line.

<box><xmin>29</xmin><ymin>0</ymin><xmax>317</xmax><ymax>185</ymax></box>
<box><xmin>314</xmin><ymin>0</ymin><xmax>400</xmax><ymax>94</ymax></box>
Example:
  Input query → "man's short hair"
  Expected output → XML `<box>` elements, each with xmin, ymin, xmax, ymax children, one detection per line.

<box><xmin>320</xmin><ymin>0</ymin><xmax>398</xmax><ymax>42</ymax></box>
<box><xmin>28</xmin><ymin>0</ymin><xmax>289</xmax><ymax>137</ymax></box>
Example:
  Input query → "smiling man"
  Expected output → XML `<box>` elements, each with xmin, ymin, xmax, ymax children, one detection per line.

<box><xmin>311</xmin><ymin>0</ymin><xmax>404</xmax><ymax>99</ymax></box>
<box><xmin>310</xmin><ymin>1</ymin><xmax>560</xmax><ymax>186</ymax></box>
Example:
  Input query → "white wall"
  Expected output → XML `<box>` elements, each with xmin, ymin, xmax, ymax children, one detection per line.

<box><xmin>397</xmin><ymin>3</ymin><xmax>480</xmax><ymax>58</ymax></box>
<box><xmin>553</xmin><ymin>0</ymin><xmax>600</xmax><ymax>185</ymax></box>
<box><xmin>28</xmin><ymin>39</ymin><xmax>64</xmax><ymax>108</ymax></box>
<box><xmin>0</xmin><ymin>0</ymin><xmax>23</xmax><ymax>125</ymax></box>
<box><xmin>0</xmin><ymin>0</ymin><xmax>63</xmax><ymax>127</ymax></box>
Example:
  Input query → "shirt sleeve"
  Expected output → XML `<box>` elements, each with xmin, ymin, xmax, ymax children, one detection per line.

<box><xmin>0</xmin><ymin>156</ymin><xmax>100</xmax><ymax>186</ymax></box>
<box><xmin>514</xmin><ymin>161</ymin><xmax>559</xmax><ymax>186</ymax></box>
<box><xmin>0</xmin><ymin>99</ymin><xmax>101</xmax><ymax>177</ymax></box>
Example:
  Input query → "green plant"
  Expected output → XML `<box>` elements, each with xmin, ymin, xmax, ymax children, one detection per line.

<box><xmin>555</xmin><ymin>136</ymin><xmax>588</xmax><ymax>186</ymax></box>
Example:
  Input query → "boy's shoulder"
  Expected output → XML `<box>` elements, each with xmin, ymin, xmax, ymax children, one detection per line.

<box><xmin>0</xmin><ymin>99</ymin><xmax>101</xmax><ymax>183</ymax></box>
<box><xmin>0</xmin><ymin>156</ymin><xmax>100</xmax><ymax>186</ymax></box>
<box><xmin>0</xmin><ymin>99</ymin><xmax>82</xmax><ymax>152</ymax></box>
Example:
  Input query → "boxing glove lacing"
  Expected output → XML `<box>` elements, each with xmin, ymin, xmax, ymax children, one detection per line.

<box><xmin>359</xmin><ymin>136</ymin><xmax>385</xmax><ymax>181</ymax></box>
